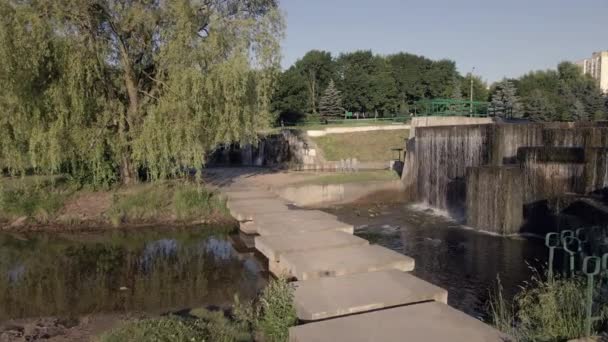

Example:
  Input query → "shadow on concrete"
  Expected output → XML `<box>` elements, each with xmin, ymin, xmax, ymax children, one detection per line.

<box><xmin>203</xmin><ymin>166</ymin><xmax>279</xmax><ymax>189</ymax></box>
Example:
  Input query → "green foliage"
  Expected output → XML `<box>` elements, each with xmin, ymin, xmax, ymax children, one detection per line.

<box><xmin>255</xmin><ymin>277</ymin><xmax>297</xmax><ymax>342</ymax></box>
<box><xmin>0</xmin><ymin>178</ymin><xmax>69</xmax><ymax>222</ymax></box>
<box><xmin>99</xmin><ymin>278</ymin><xmax>296</xmax><ymax>342</ymax></box>
<box><xmin>272</xmin><ymin>50</ymin><xmax>461</xmax><ymax>122</ymax></box>
<box><xmin>318</xmin><ymin>79</ymin><xmax>343</xmax><ymax>117</ymax></box>
<box><xmin>336</xmin><ymin>50</ymin><xmax>399</xmax><ymax>116</ymax></box>
<box><xmin>272</xmin><ymin>66</ymin><xmax>309</xmax><ymax>124</ymax></box>
<box><xmin>173</xmin><ymin>186</ymin><xmax>228</xmax><ymax>221</ymax></box>
<box><xmin>490</xmin><ymin>79</ymin><xmax>523</xmax><ymax>118</ymax></box>
<box><xmin>460</xmin><ymin>74</ymin><xmax>490</xmax><ymax>102</ymax></box>
<box><xmin>107</xmin><ymin>183</ymin><xmax>228</xmax><ymax>225</ymax></box>
<box><xmin>100</xmin><ymin>313</ymin><xmax>251</xmax><ymax>342</ymax></box>
<box><xmin>311</xmin><ymin>129</ymin><xmax>409</xmax><ymax>162</ymax></box>
<box><xmin>107</xmin><ymin>185</ymin><xmax>172</xmax><ymax>225</ymax></box>
<box><xmin>491</xmin><ymin>271</ymin><xmax>608</xmax><ymax>341</ymax></box>
<box><xmin>524</xmin><ymin>90</ymin><xmax>555</xmax><ymax>122</ymax></box>
<box><xmin>516</xmin><ymin>62</ymin><xmax>607</xmax><ymax>122</ymax></box>
<box><xmin>298</xmin><ymin>50</ymin><xmax>335</xmax><ymax>115</ymax></box>
<box><xmin>0</xmin><ymin>0</ymin><xmax>284</xmax><ymax>185</ymax></box>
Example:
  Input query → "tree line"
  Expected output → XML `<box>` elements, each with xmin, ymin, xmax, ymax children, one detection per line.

<box><xmin>493</xmin><ymin>62</ymin><xmax>608</xmax><ymax>121</ymax></box>
<box><xmin>271</xmin><ymin>50</ymin><xmax>488</xmax><ymax>123</ymax></box>
<box><xmin>272</xmin><ymin>50</ymin><xmax>608</xmax><ymax>123</ymax></box>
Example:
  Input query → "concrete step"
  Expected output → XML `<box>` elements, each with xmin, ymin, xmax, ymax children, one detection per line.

<box><xmin>289</xmin><ymin>301</ymin><xmax>508</xmax><ymax>342</ymax></box>
<box><xmin>238</xmin><ymin>210</ymin><xmax>346</xmax><ymax>235</ymax></box>
<box><xmin>227</xmin><ymin>200</ymin><xmax>291</xmax><ymax>221</ymax></box>
<box><xmin>293</xmin><ymin>270</ymin><xmax>447</xmax><ymax>321</ymax></box>
<box><xmin>255</xmin><ymin>231</ymin><xmax>368</xmax><ymax>263</ymax></box>
<box><xmin>222</xmin><ymin>190</ymin><xmax>277</xmax><ymax>201</ymax></box>
<box><xmin>226</xmin><ymin>198</ymin><xmax>288</xmax><ymax>211</ymax></box>
<box><xmin>280</xmin><ymin>244</ymin><xmax>415</xmax><ymax>280</ymax></box>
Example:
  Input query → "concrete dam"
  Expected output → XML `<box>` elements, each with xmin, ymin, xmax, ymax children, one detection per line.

<box><xmin>402</xmin><ymin>120</ymin><xmax>608</xmax><ymax>235</ymax></box>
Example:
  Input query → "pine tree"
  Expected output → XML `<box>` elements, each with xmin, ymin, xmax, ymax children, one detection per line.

<box><xmin>572</xmin><ymin>99</ymin><xmax>589</xmax><ymax>122</ymax></box>
<box><xmin>319</xmin><ymin>79</ymin><xmax>343</xmax><ymax>117</ymax></box>
<box><xmin>525</xmin><ymin>90</ymin><xmax>554</xmax><ymax>122</ymax></box>
<box><xmin>490</xmin><ymin>80</ymin><xmax>522</xmax><ymax>118</ymax></box>
<box><xmin>452</xmin><ymin>77</ymin><xmax>463</xmax><ymax>100</ymax></box>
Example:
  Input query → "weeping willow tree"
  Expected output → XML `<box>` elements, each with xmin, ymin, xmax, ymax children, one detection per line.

<box><xmin>0</xmin><ymin>0</ymin><xmax>283</xmax><ymax>185</ymax></box>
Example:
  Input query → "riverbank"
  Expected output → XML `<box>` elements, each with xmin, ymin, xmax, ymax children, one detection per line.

<box><xmin>0</xmin><ymin>177</ymin><xmax>233</xmax><ymax>232</ymax></box>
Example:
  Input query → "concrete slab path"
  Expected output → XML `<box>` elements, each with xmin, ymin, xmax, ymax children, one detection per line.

<box><xmin>293</xmin><ymin>270</ymin><xmax>448</xmax><ymax>321</ymax></box>
<box><xmin>255</xmin><ymin>230</ymin><xmax>368</xmax><ymax>262</ymax></box>
<box><xmin>228</xmin><ymin>200</ymin><xmax>291</xmax><ymax>221</ymax></box>
<box><xmin>280</xmin><ymin>244</ymin><xmax>415</xmax><ymax>280</ymax></box>
<box><xmin>289</xmin><ymin>301</ymin><xmax>508</xmax><ymax>342</ymax></box>
<box><xmin>238</xmin><ymin>210</ymin><xmax>347</xmax><ymax>235</ymax></box>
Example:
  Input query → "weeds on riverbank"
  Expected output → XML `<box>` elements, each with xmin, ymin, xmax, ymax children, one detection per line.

<box><xmin>99</xmin><ymin>278</ymin><xmax>297</xmax><ymax>342</ymax></box>
<box><xmin>107</xmin><ymin>183</ymin><xmax>228</xmax><ymax>226</ymax></box>
<box><xmin>490</xmin><ymin>270</ymin><xmax>608</xmax><ymax>341</ymax></box>
<box><xmin>0</xmin><ymin>176</ymin><xmax>230</xmax><ymax>228</ymax></box>
<box><xmin>0</xmin><ymin>177</ymin><xmax>70</xmax><ymax>223</ymax></box>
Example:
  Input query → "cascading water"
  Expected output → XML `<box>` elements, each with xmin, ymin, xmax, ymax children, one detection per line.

<box><xmin>402</xmin><ymin>121</ymin><xmax>608</xmax><ymax>234</ymax></box>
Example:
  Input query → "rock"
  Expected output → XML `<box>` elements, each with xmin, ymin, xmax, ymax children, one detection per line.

<box><xmin>9</xmin><ymin>217</ymin><xmax>28</xmax><ymax>228</ymax></box>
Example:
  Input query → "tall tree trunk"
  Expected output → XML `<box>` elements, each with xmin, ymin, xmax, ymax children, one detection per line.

<box><xmin>119</xmin><ymin>45</ymin><xmax>139</xmax><ymax>185</ymax></box>
<box><xmin>309</xmin><ymin>69</ymin><xmax>316</xmax><ymax>114</ymax></box>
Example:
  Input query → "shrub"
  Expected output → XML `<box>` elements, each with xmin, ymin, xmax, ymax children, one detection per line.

<box><xmin>0</xmin><ymin>183</ymin><xmax>66</xmax><ymax>222</ymax></box>
<box><xmin>255</xmin><ymin>277</ymin><xmax>298</xmax><ymax>342</ymax></box>
<box><xmin>491</xmin><ymin>271</ymin><xmax>608</xmax><ymax>341</ymax></box>
<box><xmin>99</xmin><ymin>278</ymin><xmax>297</xmax><ymax>342</ymax></box>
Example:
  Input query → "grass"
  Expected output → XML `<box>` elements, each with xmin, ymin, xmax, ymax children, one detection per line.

<box><xmin>107</xmin><ymin>182</ymin><xmax>229</xmax><ymax>226</ymax></box>
<box><xmin>254</xmin><ymin>277</ymin><xmax>298</xmax><ymax>342</ymax></box>
<box><xmin>0</xmin><ymin>176</ymin><xmax>230</xmax><ymax>227</ymax></box>
<box><xmin>291</xmin><ymin>170</ymin><xmax>399</xmax><ymax>186</ymax></box>
<box><xmin>99</xmin><ymin>278</ymin><xmax>296</xmax><ymax>342</ymax></box>
<box><xmin>0</xmin><ymin>176</ymin><xmax>72</xmax><ymax>223</ymax></box>
<box><xmin>99</xmin><ymin>314</ymin><xmax>250</xmax><ymax>342</ymax></box>
<box><xmin>311</xmin><ymin>129</ymin><xmax>409</xmax><ymax>162</ymax></box>
<box><xmin>490</xmin><ymin>270</ymin><xmax>608</xmax><ymax>341</ymax></box>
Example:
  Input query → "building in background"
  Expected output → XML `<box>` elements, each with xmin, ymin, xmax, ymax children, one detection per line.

<box><xmin>576</xmin><ymin>51</ymin><xmax>608</xmax><ymax>93</ymax></box>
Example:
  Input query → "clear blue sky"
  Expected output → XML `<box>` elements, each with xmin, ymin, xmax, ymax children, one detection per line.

<box><xmin>279</xmin><ymin>0</ymin><xmax>608</xmax><ymax>83</ymax></box>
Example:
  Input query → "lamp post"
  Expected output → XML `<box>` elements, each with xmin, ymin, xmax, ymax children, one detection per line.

<box><xmin>469</xmin><ymin>67</ymin><xmax>475</xmax><ymax>116</ymax></box>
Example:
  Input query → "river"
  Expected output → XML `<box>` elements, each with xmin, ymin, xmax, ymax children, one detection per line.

<box><xmin>0</xmin><ymin>226</ymin><xmax>266</xmax><ymax>321</ymax></box>
<box><xmin>324</xmin><ymin>201</ymin><xmax>549</xmax><ymax>319</ymax></box>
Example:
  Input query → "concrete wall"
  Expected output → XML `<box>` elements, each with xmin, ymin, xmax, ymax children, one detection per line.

<box><xmin>307</xmin><ymin>124</ymin><xmax>409</xmax><ymax>137</ymax></box>
<box><xmin>208</xmin><ymin>130</ymin><xmax>317</xmax><ymax>168</ymax></box>
<box><xmin>408</xmin><ymin>116</ymin><xmax>494</xmax><ymax>138</ymax></box>
<box><xmin>274</xmin><ymin>181</ymin><xmax>404</xmax><ymax>207</ymax></box>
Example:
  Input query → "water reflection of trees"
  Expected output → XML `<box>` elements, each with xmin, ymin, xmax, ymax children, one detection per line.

<box><xmin>0</xmin><ymin>229</ymin><xmax>263</xmax><ymax>320</ymax></box>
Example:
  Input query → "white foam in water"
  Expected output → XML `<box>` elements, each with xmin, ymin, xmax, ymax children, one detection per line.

<box><xmin>408</xmin><ymin>203</ymin><xmax>454</xmax><ymax>221</ymax></box>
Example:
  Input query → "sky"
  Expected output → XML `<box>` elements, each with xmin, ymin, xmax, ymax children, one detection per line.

<box><xmin>279</xmin><ymin>0</ymin><xmax>608</xmax><ymax>84</ymax></box>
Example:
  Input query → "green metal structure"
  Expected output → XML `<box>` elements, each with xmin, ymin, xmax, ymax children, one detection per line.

<box><xmin>414</xmin><ymin>98</ymin><xmax>490</xmax><ymax>117</ymax></box>
<box><xmin>544</xmin><ymin>227</ymin><xmax>608</xmax><ymax>337</ymax></box>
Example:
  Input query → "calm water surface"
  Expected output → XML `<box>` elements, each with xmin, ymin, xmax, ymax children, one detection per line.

<box><xmin>325</xmin><ymin>202</ymin><xmax>548</xmax><ymax>319</ymax></box>
<box><xmin>0</xmin><ymin>226</ymin><xmax>266</xmax><ymax>321</ymax></box>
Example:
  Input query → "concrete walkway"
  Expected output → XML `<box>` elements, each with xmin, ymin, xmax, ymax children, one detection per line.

<box><xmin>209</xmin><ymin>167</ymin><xmax>507</xmax><ymax>341</ymax></box>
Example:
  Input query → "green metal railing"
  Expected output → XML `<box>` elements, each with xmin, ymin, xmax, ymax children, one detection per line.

<box><xmin>284</xmin><ymin>116</ymin><xmax>411</xmax><ymax>128</ymax></box>
<box><xmin>544</xmin><ymin>227</ymin><xmax>608</xmax><ymax>337</ymax></box>
<box><xmin>414</xmin><ymin>98</ymin><xmax>491</xmax><ymax>117</ymax></box>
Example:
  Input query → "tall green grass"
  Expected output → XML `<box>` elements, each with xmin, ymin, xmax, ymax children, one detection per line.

<box><xmin>490</xmin><ymin>270</ymin><xmax>608</xmax><ymax>341</ymax></box>
<box><xmin>0</xmin><ymin>178</ymin><xmax>69</xmax><ymax>223</ymax></box>
<box><xmin>106</xmin><ymin>183</ymin><xmax>228</xmax><ymax>226</ymax></box>
<box><xmin>173</xmin><ymin>186</ymin><xmax>228</xmax><ymax>221</ymax></box>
